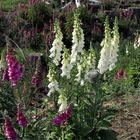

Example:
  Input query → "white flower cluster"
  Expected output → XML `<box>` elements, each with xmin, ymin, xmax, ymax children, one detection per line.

<box><xmin>47</xmin><ymin>65</ymin><xmax>60</xmax><ymax>97</ymax></box>
<box><xmin>58</xmin><ymin>94</ymin><xmax>67</xmax><ymax>113</ymax></box>
<box><xmin>75</xmin><ymin>0</ymin><xmax>81</xmax><ymax>7</ymax></box>
<box><xmin>76</xmin><ymin>48</ymin><xmax>96</xmax><ymax>85</ymax></box>
<box><xmin>50</xmin><ymin>21</ymin><xmax>64</xmax><ymax>66</ymax></box>
<box><xmin>84</xmin><ymin>47</ymin><xmax>96</xmax><ymax>82</ymax></box>
<box><xmin>134</xmin><ymin>35</ymin><xmax>140</xmax><ymax>49</ymax></box>
<box><xmin>61</xmin><ymin>48</ymin><xmax>72</xmax><ymax>79</ymax></box>
<box><xmin>76</xmin><ymin>62</ymin><xmax>85</xmax><ymax>86</ymax></box>
<box><xmin>71</xmin><ymin>14</ymin><xmax>84</xmax><ymax>64</ymax></box>
<box><xmin>97</xmin><ymin>17</ymin><xmax>120</xmax><ymax>74</ymax></box>
<box><xmin>109</xmin><ymin>18</ymin><xmax>119</xmax><ymax>71</ymax></box>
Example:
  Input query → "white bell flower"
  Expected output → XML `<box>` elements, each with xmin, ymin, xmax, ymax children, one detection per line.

<box><xmin>58</xmin><ymin>94</ymin><xmax>67</xmax><ymax>113</ymax></box>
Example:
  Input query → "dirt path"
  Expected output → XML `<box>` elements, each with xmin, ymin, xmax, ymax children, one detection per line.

<box><xmin>111</xmin><ymin>94</ymin><xmax>140</xmax><ymax>140</ymax></box>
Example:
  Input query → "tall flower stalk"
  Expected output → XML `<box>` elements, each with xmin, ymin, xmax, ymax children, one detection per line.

<box><xmin>49</xmin><ymin>20</ymin><xmax>64</xmax><ymax>66</ymax></box>
<box><xmin>61</xmin><ymin>48</ymin><xmax>72</xmax><ymax>79</ymax></box>
<box><xmin>70</xmin><ymin>14</ymin><xmax>84</xmax><ymax>65</ymax></box>
<box><xmin>47</xmin><ymin>64</ymin><xmax>60</xmax><ymax>96</ymax></box>
<box><xmin>6</xmin><ymin>51</ymin><xmax>22</xmax><ymax>87</ymax></box>
<box><xmin>97</xmin><ymin>16</ymin><xmax>112</xmax><ymax>74</ymax></box>
<box><xmin>4</xmin><ymin>117</ymin><xmax>17</xmax><ymax>140</ymax></box>
<box><xmin>76</xmin><ymin>47</ymin><xmax>96</xmax><ymax>85</ymax></box>
<box><xmin>97</xmin><ymin>17</ymin><xmax>120</xmax><ymax>74</ymax></box>
<box><xmin>109</xmin><ymin>17</ymin><xmax>120</xmax><ymax>70</ymax></box>
<box><xmin>17</xmin><ymin>105</ymin><xmax>27</xmax><ymax>128</ymax></box>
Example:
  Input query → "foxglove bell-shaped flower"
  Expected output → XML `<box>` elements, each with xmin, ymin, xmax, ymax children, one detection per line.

<box><xmin>61</xmin><ymin>48</ymin><xmax>72</xmax><ymax>79</ymax></box>
<box><xmin>71</xmin><ymin>14</ymin><xmax>84</xmax><ymax>64</ymax></box>
<box><xmin>98</xmin><ymin>17</ymin><xmax>120</xmax><ymax>74</ymax></box>
<box><xmin>4</xmin><ymin>117</ymin><xmax>17</xmax><ymax>140</ymax></box>
<box><xmin>109</xmin><ymin>17</ymin><xmax>119</xmax><ymax>71</ymax></box>
<box><xmin>50</xmin><ymin>21</ymin><xmax>64</xmax><ymax>66</ymax></box>
<box><xmin>48</xmin><ymin>80</ymin><xmax>60</xmax><ymax>96</ymax></box>
<box><xmin>53</xmin><ymin>104</ymin><xmax>72</xmax><ymax>126</ymax></box>
<box><xmin>84</xmin><ymin>47</ymin><xmax>97</xmax><ymax>83</ymax></box>
<box><xmin>6</xmin><ymin>54</ymin><xmax>22</xmax><ymax>87</ymax></box>
<box><xmin>47</xmin><ymin>64</ymin><xmax>60</xmax><ymax>96</ymax></box>
<box><xmin>58</xmin><ymin>94</ymin><xmax>67</xmax><ymax>113</ymax></box>
<box><xmin>76</xmin><ymin>48</ymin><xmax>96</xmax><ymax>85</ymax></box>
<box><xmin>114</xmin><ymin>68</ymin><xmax>127</xmax><ymax>80</ymax></box>
<box><xmin>97</xmin><ymin>17</ymin><xmax>112</xmax><ymax>74</ymax></box>
<box><xmin>17</xmin><ymin>105</ymin><xmax>27</xmax><ymax>128</ymax></box>
<box><xmin>75</xmin><ymin>0</ymin><xmax>81</xmax><ymax>7</ymax></box>
<box><xmin>134</xmin><ymin>35</ymin><xmax>140</xmax><ymax>49</ymax></box>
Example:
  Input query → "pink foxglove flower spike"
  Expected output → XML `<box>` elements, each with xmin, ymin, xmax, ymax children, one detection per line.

<box><xmin>17</xmin><ymin>105</ymin><xmax>27</xmax><ymax>128</ymax></box>
<box><xmin>6</xmin><ymin>53</ymin><xmax>22</xmax><ymax>87</ymax></box>
<box><xmin>4</xmin><ymin>117</ymin><xmax>17</xmax><ymax>140</ymax></box>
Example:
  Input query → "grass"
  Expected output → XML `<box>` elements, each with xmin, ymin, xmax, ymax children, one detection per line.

<box><xmin>0</xmin><ymin>0</ymin><xmax>27</xmax><ymax>11</ymax></box>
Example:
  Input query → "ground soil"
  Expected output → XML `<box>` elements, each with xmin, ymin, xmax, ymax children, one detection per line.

<box><xmin>110</xmin><ymin>92</ymin><xmax>140</xmax><ymax>140</ymax></box>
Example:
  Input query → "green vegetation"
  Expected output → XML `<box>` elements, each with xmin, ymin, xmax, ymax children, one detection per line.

<box><xmin>0</xmin><ymin>0</ymin><xmax>26</xmax><ymax>11</ymax></box>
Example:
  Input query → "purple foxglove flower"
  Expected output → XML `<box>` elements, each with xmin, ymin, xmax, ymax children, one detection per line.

<box><xmin>53</xmin><ymin>104</ymin><xmax>72</xmax><ymax>126</ymax></box>
<box><xmin>114</xmin><ymin>68</ymin><xmax>127</xmax><ymax>80</ymax></box>
<box><xmin>6</xmin><ymin>54</ymin><xmax>22</xmax><ymax>87</ymax></box>
<box><xmin>17</xmin><ymin>106</ymin><xmax>27</xmax><ymax>128</ymax></box>
<box><xmin>31</xmin><ymin>74</ymin><xmax>42</xmax><ymax>87</ymax></box>
<box><xmin>4</xmin><ymin>117</ymin><xmax>17</xmax><ymax>140</ymax></box>
<box><xmin>2</xmin><ymin>68</ymin><xmax>9</xmax><ymax>81</ymax></box>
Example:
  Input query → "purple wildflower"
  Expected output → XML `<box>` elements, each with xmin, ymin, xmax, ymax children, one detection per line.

<box><xmin>53</xmin><ymin>104</ymin><xmax>73</xmax><ymax>126</ymax></box>
<box><xmin>2</xmin><ymin>68</ymin><xmax>9</xmax><ymax>81</ymax></box>
<box><xmin>6</xmin><ymin>54</ymin><xmax>22</xmax><ymax>87</ymax></box>
<box><xmin>4</xmin><ymin>117</ymin><xmax>17</xmax><ymax>140</ymax></box>
<box><xmin>17</xmin><ymin>106</ymin><xmax>27</xmax><ymax>128</ymax></box>
<box><xmin>114</xmin><ymin>68</ymin><xmax>127</xmax><ymax>80</ymax></box>
<box><xmin>31</xmin><ymin>74</ymin><xmax>43</xmax><ymax>87</ymax></box>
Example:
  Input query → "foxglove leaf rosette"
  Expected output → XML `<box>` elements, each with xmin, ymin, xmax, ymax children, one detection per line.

<box><xmin>4</xmin><ymin>117</ymin><xmax>17</xmax><ymax>140</ymax></box>
<box><xmin>70</xmin><ymin>14</ymin><xmax>84</xmax><ymax>65</ymax></box>
<box><xmin>6</xmin><ymin>54</ymin><xmax>22</xmax><ymax>87</ymax></box>
<box><xmin>58</xmin><ymin>94</ymin><xmax>67</xmax><ymax>113</ymax></box>
<box><xmin>49</xmin><ymin>21</ymin><xmax>64</xmax><ymax>66</ymax></box>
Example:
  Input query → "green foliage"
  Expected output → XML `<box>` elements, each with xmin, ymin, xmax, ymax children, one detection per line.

<box><xmin>26</xmin><ymin>2</ymin><xmax>53</xmax><ymax>27</ymax></box>
<box><xmin>0</xmin><ymin>83</ymin><xmax>16</xmax><ymax>124</ymax></box>
<box><xmin>0</xmin><ymin>0</ymin><xmax>27</xmax><ymax>11</ymax></box>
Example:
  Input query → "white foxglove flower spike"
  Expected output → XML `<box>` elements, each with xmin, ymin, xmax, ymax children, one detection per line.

<box><xmin>61</xmin><ymin>48</ymin><xmax>72</xmax><ymax>79</ymax></box>
<box><xmin>109</xmin><ymin>17</ymin><xmax>119</xmax><ymax>71</ymax></box>
<box><xmin>50</xmin><ymin>20</ymin><xmax>64</xmax><ymax>66</ymax></box>
<box><xmin>97</xmin><ymin>16</ymin><xmax>112</xmax><ymax>74</ymax></box>
<box><xmin>47</xmin><ymin>64</ymin><xmax>60</xmax><ymax>96</ymax></box>
<box><xmin>98</xmin><ymin>17</ymin><xmax>120</xmax><ymax>74</ymax></box>
<box><xmin>71</xmin><ymin>14</ymin><xmax>84</xmax><ymax>65</ymax></box>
